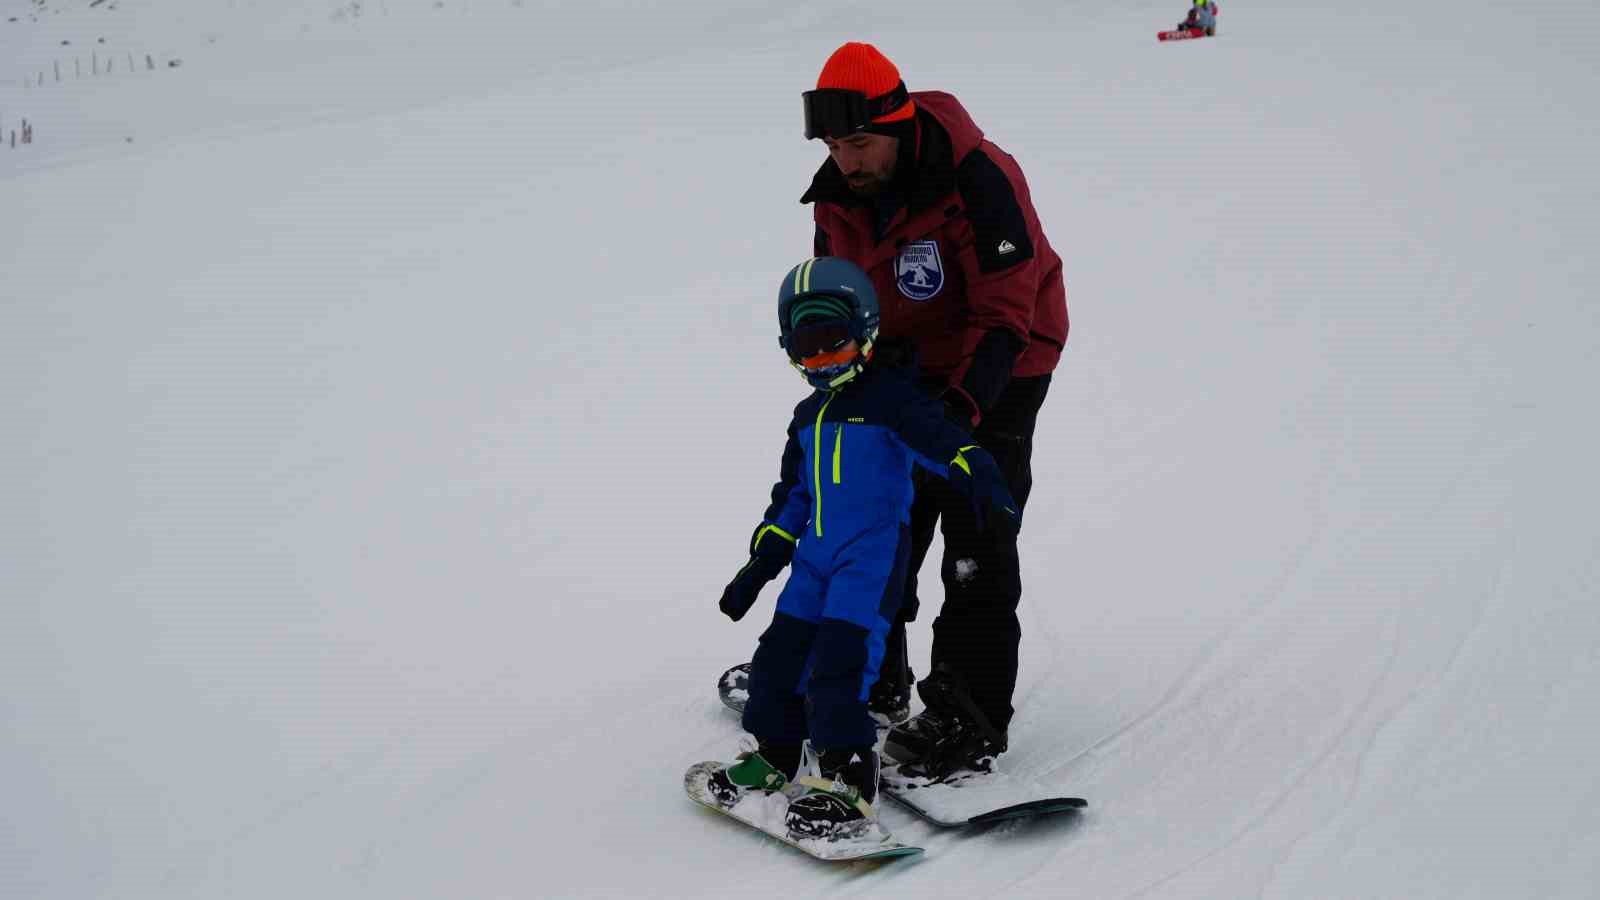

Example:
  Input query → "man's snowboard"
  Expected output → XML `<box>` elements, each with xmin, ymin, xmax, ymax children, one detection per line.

<box><xmin>717</xmin><ymin>662</ymin><xmax>753</xmax><ymax>715</ymax></box>
<box><xmin>684</xmin><ymin>762</ymin><xmax>923</xmax><ymax>861</ymax></box>
<box><xmin>881</xmin><ymin>764</ymin><xmax>1087</xmax><ymax>827</ymax></box>
<box><xmin>715</xmin><ymin>662</ymin><xmax>1086</xmax><ymax>828</ymax></box>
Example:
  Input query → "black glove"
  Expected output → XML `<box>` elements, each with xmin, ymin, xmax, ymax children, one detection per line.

<box><xmin>947</xmin><ymin>330</ymin><xmax>1023</xmax><ymax>428</ymax></box>
<box><xmin>940</xmin><ymin>386</ymin><xmax>981</xmax><ymax>429</ymax></box>
<box><xmin>718</xmin><ymin>523</ymin><xmax>797</xmax><ymax>622</ymax></box>
<box><xmin>946</xmin><ymin>445</ymin><xmax>1021</xmax><ymax>539</ymax></box>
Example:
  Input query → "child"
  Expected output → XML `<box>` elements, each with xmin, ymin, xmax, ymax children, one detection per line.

<box><xmin>1180</xmin><ymin>0</ymin><xmax>1219</xmax><ymax>35</ymax></box>
<box><xmin>708</xmin><ymin>257</ymin><xmax>1021</xmax><ymax>840</ymax></box>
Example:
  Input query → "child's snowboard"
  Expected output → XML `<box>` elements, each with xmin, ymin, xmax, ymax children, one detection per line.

<box><xmin>715</xmin><ymin>662</ymin><xmax>1087</xmax><ymax>828</ymax></box>
<box><xmin>881</xmin><ymin>763</ymin><xmax>1087</xmax><ymax>827</ymax></box>
<box><xmin>1158</xmin><ymin>27</ymin><xmax>1211</xmax><ymax>41</ymax></box>
<box><xmin>683</xmin><ymin>762</ymin><xmax>923</xmax><ymax>862</ymax></box>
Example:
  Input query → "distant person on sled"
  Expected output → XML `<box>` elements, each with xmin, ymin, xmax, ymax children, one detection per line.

<box><xmin>1179</xmin><ymin>0</ymin><xmax>1218</xmax><ymax>35</ymax></box>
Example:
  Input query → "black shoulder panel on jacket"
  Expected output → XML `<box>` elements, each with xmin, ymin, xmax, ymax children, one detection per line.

<box><xmin>956</xmin><ymin>150</ymin><xmax>1035</xmax><ymax>274</ymax></box>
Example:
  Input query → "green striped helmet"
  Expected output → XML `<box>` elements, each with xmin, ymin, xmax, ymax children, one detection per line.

<box><xmin>776</xmin><ymin>257</ymin><xmax>881</xmax><ymax>389</ymax></box>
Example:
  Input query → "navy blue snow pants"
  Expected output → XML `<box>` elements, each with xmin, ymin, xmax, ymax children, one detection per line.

<box><xmin>741</xmin><ymin>523</ymin><xmax>913</xmax><ymax>750</ymax></box>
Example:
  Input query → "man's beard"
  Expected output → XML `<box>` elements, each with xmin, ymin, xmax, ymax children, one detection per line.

<box><xmin>846</xmin><ymin>170</ymin><xmax>894</xmax><ymax>196</ymax></box>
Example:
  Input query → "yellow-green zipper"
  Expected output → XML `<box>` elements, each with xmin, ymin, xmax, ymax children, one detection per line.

<box><xmin>832</xmin><ymin>424</ymin><xmax>843</xmax><ymax>484</ymax></box>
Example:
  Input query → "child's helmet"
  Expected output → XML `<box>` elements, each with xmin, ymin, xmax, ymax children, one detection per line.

<box><xmin>777</xmin><ymin>257</ymin><xmax>881</xmax><ymax>390</ymax></box>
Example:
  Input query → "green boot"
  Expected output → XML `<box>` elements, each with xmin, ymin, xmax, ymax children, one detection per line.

<box><xmin>706</xmin><ymin>740</ymin><xmax>800</xmax><ymax>808</ymax></box>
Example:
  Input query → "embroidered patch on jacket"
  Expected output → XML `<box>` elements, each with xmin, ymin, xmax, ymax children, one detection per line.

<box><xmin>895</xmin><ymin>240</ymin><xmax>944</xmax><ymax>302</ymax></box>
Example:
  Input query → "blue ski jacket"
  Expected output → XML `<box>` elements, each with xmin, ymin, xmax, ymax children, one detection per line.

<box><xmin>759</xmin><ymin>357</ymin><xmax>973</xmax><ymax>563</ymax></box>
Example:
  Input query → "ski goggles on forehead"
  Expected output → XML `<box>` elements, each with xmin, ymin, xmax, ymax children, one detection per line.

<box><xmin>787</xmin><ymin>319</ymin><xmax>854</xmax><ymax>362</ymax></box>
<box><xmin>801</xmin><ymin>82</ymin><xmax>910</xmax><ymax>140</ymax></box>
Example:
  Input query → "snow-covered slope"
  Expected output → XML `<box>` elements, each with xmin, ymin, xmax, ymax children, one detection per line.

<box><xmin>4</xmin><ymin>2</ymin><xmax>1597</xmax><ymax>897</ymax></box>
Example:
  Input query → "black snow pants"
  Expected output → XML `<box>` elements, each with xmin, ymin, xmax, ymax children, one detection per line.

<box><xmin>895</xmin><ymin>373</ymin><xmax>1051</xmax><ymax>734</ymax></box>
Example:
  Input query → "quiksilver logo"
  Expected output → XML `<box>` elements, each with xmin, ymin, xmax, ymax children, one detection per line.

<box><xmin>997</xmin><ymin>239</ymin><xmax>1017</xmax><ymax>255</ymax></box>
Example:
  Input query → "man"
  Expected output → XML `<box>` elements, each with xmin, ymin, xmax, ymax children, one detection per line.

<box><xmin>798</xmin><ymin>41</ymin><xmax>1068</xmax><ymax>779</ymax></box>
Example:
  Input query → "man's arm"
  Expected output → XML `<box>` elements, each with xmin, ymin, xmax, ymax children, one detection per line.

<box><xmin>946</xmin><ymin>145</ymin><xmax>1043</xmax><ymax>423</ymax></box>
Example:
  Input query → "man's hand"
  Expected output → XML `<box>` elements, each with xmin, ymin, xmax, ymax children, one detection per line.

<box><xmin>940</xmin><ymin>386</ymin><xmax>982</xmax><ymax>428</ymax></box>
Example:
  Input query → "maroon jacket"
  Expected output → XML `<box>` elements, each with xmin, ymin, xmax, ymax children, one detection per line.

<box><xmin>802</xmin><ymin>91</ymin><xmax>1068</xmax><ymax>404</ymax></box>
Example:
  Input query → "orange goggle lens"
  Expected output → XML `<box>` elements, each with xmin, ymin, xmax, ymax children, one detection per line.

<box><xmin>799</xmin><ymin>345</ymin><xmax>860</xmax><ymax>371</ymax></box>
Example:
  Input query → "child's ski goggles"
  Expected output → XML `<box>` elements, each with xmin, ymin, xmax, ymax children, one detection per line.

<box><xmin>787</xmin><ymin>319</ymin><xmax>855</xmax><ymax>367</ymax></box>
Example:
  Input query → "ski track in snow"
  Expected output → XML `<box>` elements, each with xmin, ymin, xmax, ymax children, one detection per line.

<box><xmin>1253</xmin><ymin>551</ymin><xmax>1509</xmax><ymax>900</ymax></box>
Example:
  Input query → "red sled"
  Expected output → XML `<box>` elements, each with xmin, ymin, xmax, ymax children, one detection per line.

<box><xmin>1157</xmin><ymin>27</ymin><xmax>1210</xmax><ymax>41</ymax></box>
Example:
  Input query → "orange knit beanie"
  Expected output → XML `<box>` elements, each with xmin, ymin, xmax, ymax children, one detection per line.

<box><xmin>815</xmin><ymin>42</ymin><xmax>915</xmax><ymax>125</ymax></box>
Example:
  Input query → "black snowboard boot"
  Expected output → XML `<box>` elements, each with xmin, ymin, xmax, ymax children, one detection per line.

<box><xmin>866</xmin><ymin>624</ymin><xmax>913</xmax><ymax>728</ymax></box>
<box><xmin>707</xmin><ymin>738</ymin><xmax>801</xmax><ymax>808</ymax></box>
<box><xmin>893</xmin><ymin>665</ymin><xmax>1008</xmax><ymax>782</ymax></box>
<box><xmin>785</xmin><ymin>746</ymin><xmax>879</xmax><ymax>840</ymax></box>
<box><xmin>883</xmin><ymin>705</ymin><xmax>955</xmax><ymax>765</ymax></box>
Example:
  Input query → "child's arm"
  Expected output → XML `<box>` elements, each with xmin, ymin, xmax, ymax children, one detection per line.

<box><xmin>718</xmin><ymin>400</ymin><xmax>814</xmax><ymax>622</ymax></box>
<box><xmin>758</xmin><ymin>405</ymin><xmax>814</xmax><ymax>540</ymax></box>
<box><xmin>887</xmin><ymin>377</ymin><xmax>1022</xmax><ymax>537</ymax></box>
<box><xmin>886</xmin><ymin>375</ymin><xmax>981</xmax><ymax>474</ymax></box>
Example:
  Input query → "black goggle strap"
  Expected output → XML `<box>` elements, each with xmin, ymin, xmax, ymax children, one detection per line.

<box><xmin>803</xmin><ymin>82</ymin><xmax>910</xmax><ymax>138</ymax></box>
<box><xmin>863</xmin><ymin>81</ymin><xmax>910</xmax><ymax>120</ymax></box>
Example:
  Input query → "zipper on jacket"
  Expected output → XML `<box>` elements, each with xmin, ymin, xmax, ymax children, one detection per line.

<box><xmin>832</xmin><ymin>424</ymin><xmax>843</xmax><ymax>484</ymax></box>
<box><xmin>812</xmin><ymin>394</ymin><xmax>835</xmax><ymax>537</ymax></box>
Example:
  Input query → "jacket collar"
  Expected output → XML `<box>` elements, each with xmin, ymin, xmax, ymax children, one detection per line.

<box><xmin>799</xmin><ymin>103</ymin><xmax>958</xmax><ymax>217</ymax></box>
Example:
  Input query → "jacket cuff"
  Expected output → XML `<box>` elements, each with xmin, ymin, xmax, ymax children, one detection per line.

<box><xmin>941</xmin><ymin>385</ymin><xmax>982</xmax><ymax>428</ymax></box>
<box><xmin>960</xmin><ymin>329</ymin><xmax>1024</xmax><ymax>415</ymax></box>
<box><xmin>750</xmin><ymin>522</ymin><xmax>799</xmax><ymax>558</ymax></box>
